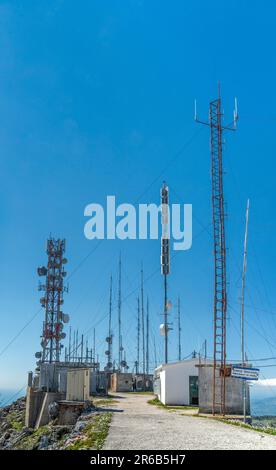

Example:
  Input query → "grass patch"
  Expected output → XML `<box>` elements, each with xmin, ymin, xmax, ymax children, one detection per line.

<box><xmin>220</xmin><ymin>418</ymin><xmax>276</xmax><ymax>436</ymax></box>
<box><xmin>94</xmin><ymin>399</ymin><xmax>119</xmax><ymax>406</ymax></box>
<box><xmin>66</xmin><ymin>413</ymin><xmax>112</xmax><ymax>450</ymax></box>
<box><xmin>6</xmin><ymin>411</ymin><xmax>24</xmax><ymax>431</ymax></box>
<box><xmin>148</xmin><ymin>397</ymin><xmax>198</xmax><ymax>411</ymax></box>
<box><xmin>193</xmin><ymin>413</ymin><xmax>276</xmax><ymax>437</ymax></box>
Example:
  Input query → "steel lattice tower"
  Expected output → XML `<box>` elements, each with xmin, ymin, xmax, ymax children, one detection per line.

<box><xmin>196</xmin><ymin>86</ymin><xmax>238</xmax><ymax>414</ymax></box>
<box><xmin>38</xmin><ymin>238</ymin><xmax>68</xmax><ymax>363</ymax></box>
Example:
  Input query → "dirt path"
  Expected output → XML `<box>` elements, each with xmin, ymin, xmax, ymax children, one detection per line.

<box><xmin>103</xmin><ymin>393</ymin><xmax>276</xmax><ymax>450</ymax></box>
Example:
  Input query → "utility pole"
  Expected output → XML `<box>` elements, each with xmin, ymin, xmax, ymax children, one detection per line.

<box><xmin>161</xmin><ymin>182</ymin><xmax>170</xmax><ymax>364</ymax></box>
<box><xmin>241</xmin><ymin>199</ymin><xmax>250</xmax><ymax>423</ymax></box>
<box><xmin>137</xmin><ymin>296</ymin><xmax>140</xmax><ymax>374</ymax></box>
<box><xmin>141</xmin><ymin>265</ymin><xmax>145</xmax><ymax>379</ymax></box>
<box><xmin>196</xmin><ymin>85</ymin><xmax>238</xmax><ymax>415</ymax></box>
<box><xmin>146</xmin><ymin>297</ymin><xmax>149</xmax><ymax>375</ymax></box>
<box><xmin>177</xmin><ymin>297</ymin><xmax>181</xmax><ymax>361</ymax></box>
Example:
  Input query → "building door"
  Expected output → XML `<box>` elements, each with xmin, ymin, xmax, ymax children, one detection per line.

<box><xmin>189</xmin><ymin>376</ymin><xmax>198</xmax><ymax>405</ymax></box>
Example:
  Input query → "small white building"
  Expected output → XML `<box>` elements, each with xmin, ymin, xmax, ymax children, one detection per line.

<box><xmin>154</xmin><ymin>359</ymin><xmax>201</xmax><ymax>406</ymax></box>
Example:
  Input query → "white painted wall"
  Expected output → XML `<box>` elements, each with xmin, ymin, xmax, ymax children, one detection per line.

<box><xmin>158</xmin><ymin>359</ymin><xmax>199</xmax><ymax>406</ymax></box>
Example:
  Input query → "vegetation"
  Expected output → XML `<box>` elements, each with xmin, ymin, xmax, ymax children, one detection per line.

<box><xmin>16</xmin><ymin>425</ymin><xmax>51</xmax><ymax>450</ymax></box>
<box><xmin>66</xmin><ymin>413</ymin><xmax>112</xmax><ymax>450</ymax></box>
<box><xmin>6</xmin><ymin>411</ymin><xmax>24</xmax><ymax>431</ymax></box>
<box><xmin>192</xmin><ymin>413</ymin><xmax>276</xmax><ymax>437</ymax></box>
<box><xmin>94</xmin><ymin>398</ymin><xmax>119</xmax><ymax>406</ymax></box>
<box><xmin>220</xmin><ymin>418</ymin><xmax>276</xmax><ymax>436</ymax></box>
<box><xmin>148</xmin><ymin>397</ymin><xmax>198</xmax><ymax>411</ymax></box>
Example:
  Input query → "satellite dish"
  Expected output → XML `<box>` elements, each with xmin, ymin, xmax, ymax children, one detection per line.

<box><xmin>62</xmin><ymin>258</ymin><xmax>68</xmax><ymax>264</ymax></box>
<box><xmin>107</xmin><ymin>362</ymin><xmax>113</xmax><ymax>369</ymax></box>
<box><xmin>62</xmin><ymin>313</ymin><xmax>70</xmax><ymax>323</ymax></box>
<box><xmin>120</xmin><ymin>360</ymin><xmax>127</xmax><ymax>368</ymax></box>
<box><xmin>62</xmin><ymin>271</ymin><xmax>67</xmax><ymax>277</ymax></box>
<box><xmin>35</xmin><ymin>352</ymin><xmax>42</xmax><ymax>359</ymax></box>
<box><xmin>105</xmin><ymin>350</ymin><xmax>110</xmax><ymax>356</ymax></box>
<box><xmin>60</xmin><ymin>332</ymin><xmax>66</xmax><ymax>339</ymax></box>
<box><xmin>37</xmin><ymin>266</ymin><xmax>47</xmax><ymax>276</ymax></box>
<box><xmin>159</xmin><ymin>324</ymin><xmax>166</xmax><ymax>336</ymax></box>
<box><xmin>36</xmin><ymin>360</ymin><xmax>41</xmax><ymax>366</ymax></box>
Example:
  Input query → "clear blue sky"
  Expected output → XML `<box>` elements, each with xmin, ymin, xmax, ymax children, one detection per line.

<box><xmin>1</xmin><ymin>0</ymin><xmax>276</xmax><ymax>393</ymax></box>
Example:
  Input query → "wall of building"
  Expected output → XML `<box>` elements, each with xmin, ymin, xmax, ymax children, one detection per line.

<box><xmin>157</xmin><ymin>360</ymin><xmax>199</xmax><ymax>405</ymax></box>
<box><xmin>198</xmin><ymin>365</ymin><xmax>250</xmax><ymax>415</ymax></box>
<box><xmin>25</xmin><ymin>387</ymin><xmax>45</xmax><ymax>428</ymax></box>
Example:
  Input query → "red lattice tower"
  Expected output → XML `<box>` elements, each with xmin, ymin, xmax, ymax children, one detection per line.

<box><xmin>196</xmin><ymin>86</ymin><xmax>238</xmax><ymax>414</ymax></box>
<box><xmin>38</xmin><ymin>238</ymin><xmax>68</xmax><ymax>363</ymax></box>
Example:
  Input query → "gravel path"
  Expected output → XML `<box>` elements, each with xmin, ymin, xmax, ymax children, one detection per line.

<box><xmin>103</xmin><ymin>393</ymin><xmax>276</xmax><ymax>450</ymax></box>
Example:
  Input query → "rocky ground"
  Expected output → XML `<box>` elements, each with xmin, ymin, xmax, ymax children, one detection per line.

<box><xmin>0</xmin><ymin>396</ymin><xmax>112</xmax><ymax>450</ymax></box>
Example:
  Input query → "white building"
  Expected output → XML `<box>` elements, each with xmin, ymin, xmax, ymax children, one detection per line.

<box><xmin>154</xmin><ymin>359</ymin><xmax>202</xmax><ymax>406</ymax></box>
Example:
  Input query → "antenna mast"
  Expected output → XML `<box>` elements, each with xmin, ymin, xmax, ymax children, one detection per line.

<box><xmin>136</xmin><ymin>296</ymin><xmax>140</xmax><ymax>374</ymax></box>
<box><xmin>241</xmin><ymin>199</ymin><xmax>250</xmax><ymax>423</ymax></box>
<box><xmin>241</xmin><ymin>200</ymin><xmax>249</xmax><ymax>365</ymax></box>
<box><xmin>105</xmin><ymin>275</ymin><xmax>113</xmax><ymax>371</ymax></box>
<box><xmin>161</xmin><ymin>182</ymin><xmax>170</xmax><ymax>364</ymax></box>
<box><xmin>177</xmin><ymin>297</ymin><xmax>181</xmax><ymax>361</ymax></box>
<box><xmin>118</xmin><ymin>254</ymin><xmax>123</xmax><ymax>371</ymax></box>
<box><xmin>146</xmin><ymin>297</ymin><xmax>149</xmax><ymax>375</ymax></box>
<box><xmin>38</xmin><ymin>237</ymin><xmax>68</xmax><ymax>364</ymax></box>
<box><xmin>141</xmin><ymin>265</ymin><xmax>145</xmax><ymax>377</ymax></box>
<box><xmin>196</xmin><ymin>85</ymin><xmax>238</xmax><ymax>415</ymax></box>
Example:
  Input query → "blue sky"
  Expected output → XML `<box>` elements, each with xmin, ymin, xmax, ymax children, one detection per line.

<box><xmin>1</xmin><ymin>0</ymin><xmax>276</xmax><ymax>396</ymax></box>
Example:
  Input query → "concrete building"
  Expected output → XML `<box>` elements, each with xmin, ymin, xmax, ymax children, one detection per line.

<box><xmin>110</xmin><ymin>373</ymin><xmax>133</xmax><ymax>392</ymax></box>
<box><xmin>154</xmin><ymin>359</ymin><xmax>201</xmax><ymax>406</ymax></box>
<box><xmin>197</xmin><ymin>363</ymin><xmax>250</xmax><ymax>415</ymax></box>
<box><xmin>25</xmin><ymin>364</ymin><xmax>108</xmax><ymax>428</ymax></box>
<box><xmin>110</xmin><ymin>372</ymin><xmax>154</xmax><ymax>393</ymax></box>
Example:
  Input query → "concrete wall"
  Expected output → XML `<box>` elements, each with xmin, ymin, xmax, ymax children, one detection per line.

<box><xmin>198</xmin><ymin>365</ymin><xmax>250</xmax><ymax>415</ymax></box>
<box><xmin>57</xmin><ymin>401</ymin><xmax>85</xmax><ymax>425</ymax></box>
<box><xmin>155</xmin><ymin>359</ymin><xmax>200</xmax><ymax>406</ymax></box>
<box><xmin>35</xmin><ymin>392</ymin><xmax>64</xmax><ymax>428</ymax></box>
<box><xmin>25</xmin><ymin>387</ymin><xmax>45</xmax><ymax>428</ymax></box>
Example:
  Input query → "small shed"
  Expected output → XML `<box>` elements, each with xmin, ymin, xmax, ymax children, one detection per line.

<box><xmin>110</xmin><ymin>372</ymin><xmax>133</xmax><ymax>392</ymax></box>
<box><xmin>154</xmin><ymin>359</ymin><xmax>202</xmax><ymax>406</ymax></box>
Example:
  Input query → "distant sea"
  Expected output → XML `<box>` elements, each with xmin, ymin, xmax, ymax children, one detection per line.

<box><xmin>0</xmin><ymin>389</ymin><xmax>26</xmax><ymax>408</ymax></box>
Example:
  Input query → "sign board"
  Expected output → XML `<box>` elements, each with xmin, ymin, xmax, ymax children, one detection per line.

<box><xmin>231</xmin><ymin>366</ymin><xmax>259</xmax><ymax>381</ymax></box>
